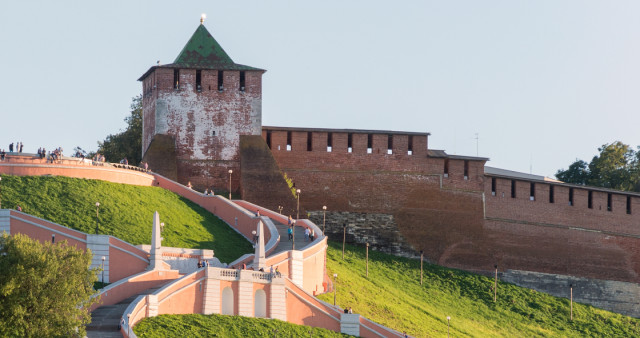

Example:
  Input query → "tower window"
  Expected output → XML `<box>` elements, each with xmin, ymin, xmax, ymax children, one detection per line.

<box><xmin>464</xmin><ymin>160</ymin><xmax>469</xmax><ymax>179</ymax></box>
<box><xmin>444</xmin><ymin>159</ymin><xmax>449</xmax><ymax>177</ymax></box>
<box><xmin>347</xmin><ymin>133</ymin><xmax>353</xmax><ymax>153</ymax></box>
<box><xmin>588</xmin><ymin>191</ymin><xmax>593</xmax><ymax>209</ymax></box>
<box><xmin>218</xmin><ymin>70</ymin><xmax>224</xmax><ymax>91</ymax></box>
<box><xmin>286</xmin><ymin>131</ymin><xmax>292</xmax><ymax>151</ymax></box>
<box><xmin>266</xmin><ymin>131</ymin><xmax>272</xmax><ymax>149</ymax></box>
<box><xmin>627</xmin><ymin>196</ymin><xmax>632</xmax><ymax>214</ymax></box>
<box><xmin>387</xmin><ymin>135</ymin><xmax>393</xmax><ymax>154</ymax></box>
<box><xmin>607</xmin><ymin>193</ymin><xmax>612</xmax><ymax>211</ymax></box>
<box><xmin>307</xmin><ymin>132</ymin><xmax>312</xmax><ymax>151</ymax></box>
<box><xmin>239</xmin><ymin>71</ymin><xmax>245</xmax><ymax>91</ymax></box>
<box><xmin>511</xmin><ymin>180</ymin><xmax>516</xmax><ymax>198</ymax></box>
<box><xmin>549</xmin><ymin>185</ymin><xmax>554</xmax><ymax>203</ymax></box>
<box><xmin>408</xmin><ymin>135</ymin><xmax>413</xmax><ymax>155</ymax></box>
<box><xmin>173</xmin><ymin>69</ymin><xmax>179</xmax><ymax>89</ymax></box>
<box><xmin>367</xmin><ymin>134</ymin><xmax>373</xmax><ymax>154</ymax></box>
<box><xmin>529</xmin><ymin>182</ymin><xmax>535</xmax><ymax>201</ymax></box>
<box><xmin>327</xmin><ymin>132</ymin><xmax>333</xmax><ymax>152</ymax></box>
<box><xmin>196</xmin><ymin>70</ymin><xmax>202</xmax><ymax>91</ymax></box>
<box><xmin>491</xmin><ymin>177</ymin><xmax>496</xmax><ymax>196</ymax></box>
<box><xmin>569</xmin><ymin>188</ymin><xmax>574</xmax><ymax>206</ymax></box>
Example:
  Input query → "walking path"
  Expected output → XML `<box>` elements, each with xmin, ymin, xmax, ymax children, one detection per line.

<box><xmin>270</xmin><ymin>218</ymin><xmax>316</xmax><ymax>253</ymax></box>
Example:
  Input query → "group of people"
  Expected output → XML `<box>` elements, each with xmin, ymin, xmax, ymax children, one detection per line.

<box><xmin>203</xmin><ymin>188</ymin><xmax>215</xmax><ymax>196</ymax></box>
<box><xmin>48</xmin><ymin>147</ymin><xmax>64</xmax><ymax>163</ymax></box>
<box><xmin>286</xmin><ymin>215</ymin><xmax>315</xmax><ymax>242</ymax></box>
<box><xmin>9</xmin><ymin>142</ymin><xmax>24</xmax><ymax>153</ymax></box>
<box><xmin>343</xmin><ymin>306</ymin><xmax>354</xmax><ymax>314</ymax></box>
<box><xmin>197</xmin><ymin>260</ymin><xmax>210</xmax><ymax>268</ymax></box>
<box><xmin>36</xmin><ymin>147</ymin><xmax>47</xmax><ymax>159</ymax></box>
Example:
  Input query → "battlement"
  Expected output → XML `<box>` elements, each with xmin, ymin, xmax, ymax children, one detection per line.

<box><xmin>262</xmin><ymin>126</ymin><xmax>429</xmax><ymax>157</ymax></box>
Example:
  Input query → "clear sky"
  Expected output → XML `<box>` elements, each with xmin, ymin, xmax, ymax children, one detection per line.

<box><xmin>1</xmin><ymin>1</ymin><xmax>639</xmax><ymax>178</ymax></box>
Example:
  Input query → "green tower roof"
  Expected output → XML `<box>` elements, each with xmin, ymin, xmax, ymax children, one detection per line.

<box><xmin>138</xmin><ymin>23</ymin><xmax>263</xmax><ymax>81</ymax></box>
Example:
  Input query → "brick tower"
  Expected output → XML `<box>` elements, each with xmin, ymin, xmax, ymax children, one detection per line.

<box><xmin>138</xmin><ymin>20</ymin><xmax>265</xmax><ymax>193</ymax></box>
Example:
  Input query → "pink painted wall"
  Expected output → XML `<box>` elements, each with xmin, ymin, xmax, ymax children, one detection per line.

<box><xmin>157</xmin><ymin>269</ymin><xmax>206</xmax><ymax>315</ymax></box>
<box><xmin>91</xmin><ymin>269</ymin><xmax>180</xmax><ymax>312</ymax></box>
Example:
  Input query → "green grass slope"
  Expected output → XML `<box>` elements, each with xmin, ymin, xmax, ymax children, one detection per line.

<box><xmin>134</xmin><ymin>314</ymin><xmax>350</xmax><ymax>337</ymax></box>
<box><xmin>0</xmin><ymin>175</ymin><xmax>252</xmax><ymax>263</ymax></box>
<box><xmin>316</xmin><ymin>241</ymin><xmax>640</xmax><ymax>337</ymax></box>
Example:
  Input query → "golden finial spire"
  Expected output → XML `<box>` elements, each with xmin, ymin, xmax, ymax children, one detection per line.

<box><xmin>200</xmin><ymin>13</ymin><xmax>206</xmax><ymax>24</ymax></box>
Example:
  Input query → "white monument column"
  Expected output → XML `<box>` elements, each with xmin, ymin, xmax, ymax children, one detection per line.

<box><xmin>149</xmin><ymin>211</ymin><xmax>163</xmax><ymax>270</ymax></box>
<box><xmin>253</xmin><ymin>219</ymin><xmax>266</xmax><ymax>269</ymax></box>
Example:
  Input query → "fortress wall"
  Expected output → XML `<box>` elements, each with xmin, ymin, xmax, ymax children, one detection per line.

<box><xmin>485</xmin><ymin>176</ymin><xmax>640</xmax><ymax>235</ymax></box>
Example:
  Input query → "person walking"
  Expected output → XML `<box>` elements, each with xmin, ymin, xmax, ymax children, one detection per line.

<box><xmin>287</xmin><ymin>226</ymin><xmax>293</xmax><ymax>241</ymax></box>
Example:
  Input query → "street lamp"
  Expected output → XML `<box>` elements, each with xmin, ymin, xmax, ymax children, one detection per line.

<box><xmin>95</xmin><ymin>202</ymin><xmax>100</xmax><ymax>234</ymax></box>
<box><xmin>569</xmin><ymin>283</ymin><xmax>573</xmax><ymax>321</ymax></box>
<box><xmin>296</xmin><ymin>189</ymin><xmax>301</xmax><ymax>220</ymax></box>
<box><xmin>333</xmin><ymin>273</ymin><xmax>338</xmax><ymax>306</ymax></box>
<box><xmin>420</xmin><ymin>250</ymin><xmax>424</xmax><ymax>285</ymax></box>
<box><xmin>342</xmin><ymin>223</ymin><xmax>347</xmax><ymax>259</ymax></box>
<box><xmin>101</xmin><ymin>256</ymin><xmax>106</xmax><ymax>284</ymax></box>
<box><xmin>494</xmin><ymin>264</ymin><xmax>498</xmax><ymax>302</ymax></box>
<box><xmin>447</xmin><ymin>316</ymin><xmax>451</xmax><ymax>338</ymax></box>
<box><xmin>127</xmin><ymin>314</ymin><xmax>131</xmax><ymax>336</ymax></box>
<box><xmin>228</xmin><ymin>169</ymin><xmax>233</xmax><ymax>200</ymax></box>
<box><xmin>252</xmin><ymin>230</ymin><xmax>258</xmax><ymax>247</ymax></box>
<box><xmin>322</xmin><ymin>205</ymin><xmax>327</xmax><ymax>234</ymax></box>
<box><xmin>366</xmin><ymin>242</ymin><xmax>369</xmax><ymax>277</ymax></box>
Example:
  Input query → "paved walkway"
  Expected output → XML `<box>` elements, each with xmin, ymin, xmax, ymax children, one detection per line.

<box><xmin>270</xmin><ymin>218</ymin><xmax>317</xmax><ymax>253</ymax></box>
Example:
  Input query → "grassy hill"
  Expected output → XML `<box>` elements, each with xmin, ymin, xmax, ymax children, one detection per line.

<box><xmin>0</xmin><ymin>175</ymin><xmax>252</xmax><ymax>263</ymax></box>
<box><xmin>133</xmin><ymin>314</ymin><xmax>350</xmax><ymax>337</ymax></box>
<box><xmin>132</xmin><ymin>241</ymin><xmax>640</xmax><ymax>337</ymax></box>
<box><xmin>316</xmin><ymin>241</ymin><xmax>640</xmax><ymax>337</ymax></box>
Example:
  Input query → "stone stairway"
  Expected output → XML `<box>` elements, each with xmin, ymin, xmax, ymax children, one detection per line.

<box><xmin>270</xmin><ymin>218</ymin><xmax>315</xmax><ymax>254</ymax></box>
<box><xmin>86</xmin><ymin>287</ymin><xmax>163</xmax><ymax>338</ymax></box>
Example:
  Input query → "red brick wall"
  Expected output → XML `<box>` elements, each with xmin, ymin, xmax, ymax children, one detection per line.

<box><xmin>141</xmin><ymin>67</ymin><xmax>263</xmax><ymax>191</ymax></box>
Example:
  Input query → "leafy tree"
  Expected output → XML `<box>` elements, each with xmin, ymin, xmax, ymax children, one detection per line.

<box><xmin>0</xmin><ymin>233</ymin><xmax>99</xmax><ymax>337</ymax></box>
<box><xmin>97</xmin><ymin>95</ymin><xmax>142</xmax><ymax>164</ymax></box>
<box><xmin>555</xmin><ymin>159</ymin><xmax>589</xmax><ymax>185</ymax></box>
<box><xmin>556</xmin><ymin>141</ymin><xmax>640</xmax><ymax>192</ymax></box>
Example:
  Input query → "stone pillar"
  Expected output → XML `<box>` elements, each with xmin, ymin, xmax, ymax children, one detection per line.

<box><xmin>340</xmin><ymin>313</ymin><xmax>360</xmax><ymax>336</ymax></box>
<box><xmin>0</xmin><ymin>209</ymin><xmax>10</xmax><ymax>234</ymax></box>
<box><xmin>146</xmin><ymin>294</ymin><xmax>159</xmax><ymax>317</ymax></box>
<box><xmin>86</xmin><ymin>234</ymin><xmax>110</xmax><ymax>283</ymax></box>
<box><xmin>289</xmin><ymin>250</ymin><xmax>303</xmax><ymax>288</ymax></box>
<box><xmin>203</xmin><ymin>267</ymin><xmax>221</xmax><ymax>315</ymax></box>
<box><xmin>253</xmin><ymin>219</ymin><xmax>266</xmax><ymax>269</ymax></box>
<box><xmin>238</xmin><ymin>270</ymin><xmax>254</xmax><ymax>317</ymax></box>
<box><xmin>269</xmin><ymin>276</ymin><xmax>286</xmax><ymax>321</ymax></box>
<box><xmin>149</xmin><ymin>211</ymin><xmax>163</xmax><ymax>270</ymax></box>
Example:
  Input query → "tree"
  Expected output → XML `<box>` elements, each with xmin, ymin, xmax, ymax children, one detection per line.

<box><xmin>556</xmin><ymin>141</ymin><xmax>640</xmax><ymax>192</ymax></box>
<box><xmin>97</xmin><ymin>95</ymin><xmax>142</xmax><ymax>164</ymax></box>
<box><xmin>0</xmin><ymin>233</ymin><xmax>99</xmax><ymax>337</ymax></box>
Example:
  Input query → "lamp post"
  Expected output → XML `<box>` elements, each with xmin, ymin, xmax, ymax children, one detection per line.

<box><xmin>291</xmin><ymin>220</ymin><xmax>296</xmax><ymax>250</ymax></box>
<box><xmin>101</xmin><ymin>256</ymin><xmax>105</xmax><ymax>284</ymax></box>
<box><xmin>94</xmin><ymin>202</ymin><xmax>100</xmax><ymax>234</ymax></box>
<box><xmin>342</xmin><ymin>223</ymin><xmax>347</xmax><ymax>260</ymax></box>
<box><xmin>570</xmin><ymin>283</ymin><xmax>573</xmax><ymax>321</ymax></box>
<box><xmin>447</xmin><ymin>316</ymin><xmax>451</xmax><ymax>338</ymax></box>
<box><xmin>0</xmin><ymin>176</ymin><xmax>2</xmax><ymax>209</ymax></box>
<box><xmin>252</xmin><ymin>230</ymin><xmax>258</xmax><ymax>247</ymax></box>
<box><xmin>366</xmin><ymin>242</ymin><xmax>369</xmax><ymax>277</ymax></box>
<box><xmin>127</xmin><ymin>314</ymin><xmax>131</xmax><ymax>336</ymax></box>
<box><xmin>228</xmin><ymin>170</ymin><xmax>233</xmax><ymax>200</ymax></box>
<box><xmin>333</xmin><ymin>273</ymin><xmax>338</xmax><ymax>306</ymax></box>
<box><xmin>322</xmin><ymin>206</ymin><xmax>327</xmax><ymax>234</ymax></box>
<box><xmin>420</xmin><ymin>250</ymin><xmax>424</xmax><ymax>285</ymax></box>
<box><xmin>494</xmin><ymin>264</ymin><xmax>498</xmax><ymax>302</ymax></box>
<box><xmin>296</xmin><ymin>189</ymin><xmax>301</xmax><ymax>220</ymax></box>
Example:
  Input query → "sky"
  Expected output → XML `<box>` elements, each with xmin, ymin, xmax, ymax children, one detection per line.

<box><xmin>1</xmin><ymin>1</ymin><xmax>639</xmax><ymax>178</ymax></box>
